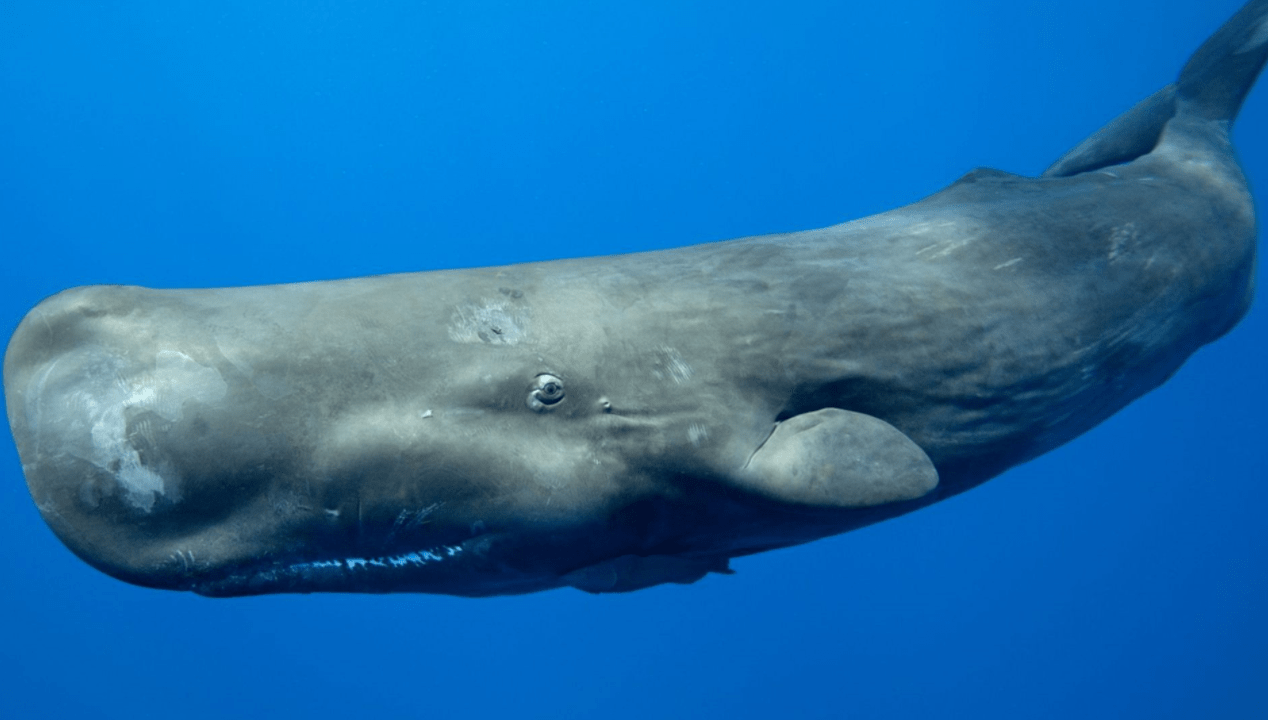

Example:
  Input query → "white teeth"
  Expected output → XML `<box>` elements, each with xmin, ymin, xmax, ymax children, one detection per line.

<box><xmin>287</xmin><ymin>544</ymin><xmax>464</xmax><ymax>573</ymax></box>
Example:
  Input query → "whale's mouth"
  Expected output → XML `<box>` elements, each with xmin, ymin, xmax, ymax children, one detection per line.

<box><xmin>190</xmin><ymin>543</ymin><xmax>467</xmax><ymax>597</ymax></box>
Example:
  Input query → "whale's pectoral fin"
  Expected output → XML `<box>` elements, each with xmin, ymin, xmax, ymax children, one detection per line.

<box><xmin>738</xmin><ymin>408</ymin><xmax>937</xmax><ymax>510</ymax></box>
<box><xmin>563</xmin><ymin>554</ymin><xmax>733</xmax><ymax>594</ymax></box>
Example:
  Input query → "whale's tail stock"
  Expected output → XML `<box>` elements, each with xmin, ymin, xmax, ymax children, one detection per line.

<box><xmin>1044</xmin><ymin>0</ymin><xmax>1268</xmax><ymax>178</ymax></box>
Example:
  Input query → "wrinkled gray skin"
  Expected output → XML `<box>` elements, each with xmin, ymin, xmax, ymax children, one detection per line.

<box><xmin>5</xmin><ymin>1</ymin><xmax>1267</xmax><ymax>597</ymax></box>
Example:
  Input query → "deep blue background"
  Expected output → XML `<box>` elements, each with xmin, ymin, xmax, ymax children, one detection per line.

<box><xmin>2</xmin><ymin>2</ymin><xmax>1265</xmax><ymax>718</ymax></box>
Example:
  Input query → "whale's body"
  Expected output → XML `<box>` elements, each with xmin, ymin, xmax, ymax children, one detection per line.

<box><xmin>4</xmin><ymin>1</ymin><xmax>1267</xmax><ymax>597</ymax></box>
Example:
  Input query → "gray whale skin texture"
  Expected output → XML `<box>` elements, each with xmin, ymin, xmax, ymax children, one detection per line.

<box><xmin>5</xmin><ymin>1</ymin><xmax>1267</xmax><ymax>597</ymax></box>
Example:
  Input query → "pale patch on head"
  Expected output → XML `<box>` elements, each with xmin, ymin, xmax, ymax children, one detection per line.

<box><xmin>449</xmin><ymin>300</ymin><xmax>529</xmax><ymax>345</ymax></box>
<box><xmin>529</xmin><ymin>444</ymin><xmax>585</xmax><ymax>490</ymax></box>
<box><xmin>143</xmin><ymin>351</ymin><xmax>229</xmax><ymax>422</ymax></box>
<box><xmin>29</xmin><ymin>347</ymin><xmax>227</xmax><ymax>512</ymax></box>
<box><xmin>215</xmin><ymin>333</ymin><xmax>293</xmax><ymax>399</ymax></box>
<box><xmin>1238</xmin><ymin>13</ymin><xmax>1268</xmax><ymax>53</ymax></box>
<box><xmin>109</xmin><ymin>451</ymin><xmax>167</xmax><ymax>511</ymax></box>
<box><xmin>317</xmin><ymin>401</ymin><xmax>430</xmax><ymax>474</ymax></box>
<box><xmin>111</xmin><ymin>350</ymin><xmax>225</xmax><ymax>510</ymax></box>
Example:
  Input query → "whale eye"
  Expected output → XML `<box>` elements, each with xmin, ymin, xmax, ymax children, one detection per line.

<box><xmin>527</xmin><ymin>373</ymin><xmax>565</xmax><ymax>412</ymax></box>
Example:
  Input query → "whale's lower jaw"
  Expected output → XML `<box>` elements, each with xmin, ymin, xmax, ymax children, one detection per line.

<box><xmin>188</xmin><ymin>545</ymin><xmax>462</xmax><ymax>597</ymax></box>
<box><xmin>185</xmin><ymin>538</ymin><xmax>563</xmax><ymax>598</ymax></box>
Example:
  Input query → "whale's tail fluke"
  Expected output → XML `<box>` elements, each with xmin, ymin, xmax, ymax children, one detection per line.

<box><xmin>1177</xmin><ymin>0</ymin><xmax>1268</xmax><ymax>123</ymax></box>
<box><xmin>1044</xmin><ymin>0</ymin><xmax>1268</xmax><ymax>178</ymax></box>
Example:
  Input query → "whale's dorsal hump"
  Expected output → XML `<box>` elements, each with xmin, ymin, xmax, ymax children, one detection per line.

<box><xmin>1042</xmin><ymin>85</ymin><xmax>1178</xmax><ymax>178</ymax></box>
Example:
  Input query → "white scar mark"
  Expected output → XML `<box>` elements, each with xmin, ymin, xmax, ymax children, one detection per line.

<box><xmin>993</xmin><ymin>258</ymin><xmax>1023</xmax><ymax>270</ymax></box>
<box><xmin>927</xmin><ymin>240</ymin><xmax>971</xmax><ymax>259</ymax></box>
<box><xmin>688</xmin><ymin>423</ymin><xmax>710</xmax><ymax>447</ymax></box>
<box><xmin>448</xmin><ymin>300</ymin><xmax>529</xmax><ymax>345</ymax></box>
<box><xmin>907</xmin><ymin>220</ymin><xmax>959</xmax><ymax>237</ymax></box>
<box><xmin>171</xmin><ymin>549</ymin><xmax>197</xmax><ymax>573</ymax></box>
<box><xmin>111</xmin><ymin>351</ymin><xmax>226</xmax><ymax>511</ymax></box>
<box><xmin>652</xmin><ymin>346</ymin><xmax>693</xmax><ymax>384</ymax></box>
<box><xmin>1108</xmin><ymin>222</ymin><xmax>1139</xmax><ymax>263</ymax></box>
<box><xmin>385</xmin><ymin>502</ymin><xmax>444</xmax><ymax>543</ymax></box>
<box><xmin>1238</xmin><ymin>14</ymin><xmax>1268</xmax><ymax>53</ymax></box>
<box><xmin>913</xmin><ymin>224</ymin><xmax>975</xmax><ymax>259</ymax></box>
<box><xmin>137</xmin><ymin>351</ymin><xmax>228</xmax><ymax>423</ymax></box>
<box><xmin>42</xmin><ymin>348</ymin><xmax>227</xmax><ymax>512</ymax></box>
<box><xmin>214</xmin><ymin>333</ymin><xmax>292</xmax><ymax>399</ymax></box>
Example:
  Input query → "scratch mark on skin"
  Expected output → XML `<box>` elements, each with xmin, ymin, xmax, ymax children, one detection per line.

<box><xmin>1108</xmin><ymin>223</ymin><xmax>1139</xmax><ymax>262</ymax></box>
<box><xmin>171</xmin><ymin>549</ymin><xmax>197</xmax><ymax>574</ymax></box>
<box><xmin>448</xmin><ymin>300</ymin><xmax>528</xmax><ymax>345</ymax></box>
<box><xmin>385</xmin><ymin>502</ymin><xmax>444</xmax><ymax>545</ymax></box>
<box><xmin>916</xmin><ymin>232</ymin><xmax>976</xmax><ymax>260</ymax></box>
<box><xmin>907</xmin><ymin>220</ymin><xmax>959</xmax><ymax>237</ymax></box>
<box><xmin>993</xmin><ymin>257</ymin><xmax>1023</xmax><ymax>270</ymax></box>
<box><xmin>929</xmin><ymin>240</ymin><xmax>971</xmax><ymax>259</ymax></box>
<box><xmin>688</xmin><ymin>423</ymin><xmax>710</xmax><ymax>447</ymax></box>
<box><xmin>653</xmin><ymin>346</ymin><xmax>693</xmax><ymax>384</ymax></box>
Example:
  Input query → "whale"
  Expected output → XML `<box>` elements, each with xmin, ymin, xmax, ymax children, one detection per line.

<box><xmin>4</xmin><ymin>0</ymin><xmax>1266</xmax><ymax>597</ymax></box>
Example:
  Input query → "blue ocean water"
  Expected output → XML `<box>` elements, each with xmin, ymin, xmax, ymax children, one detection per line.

<box><xmin>1</xmin><ymin>1</ymin><xmax>1264</xmax><ymax>717</ymax></box>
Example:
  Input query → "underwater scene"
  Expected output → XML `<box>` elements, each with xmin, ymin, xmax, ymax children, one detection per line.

<box><xmin>1</xmin><ymin>1</ymin><xmax>1264</xmax><ymax>718</ymax></box>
